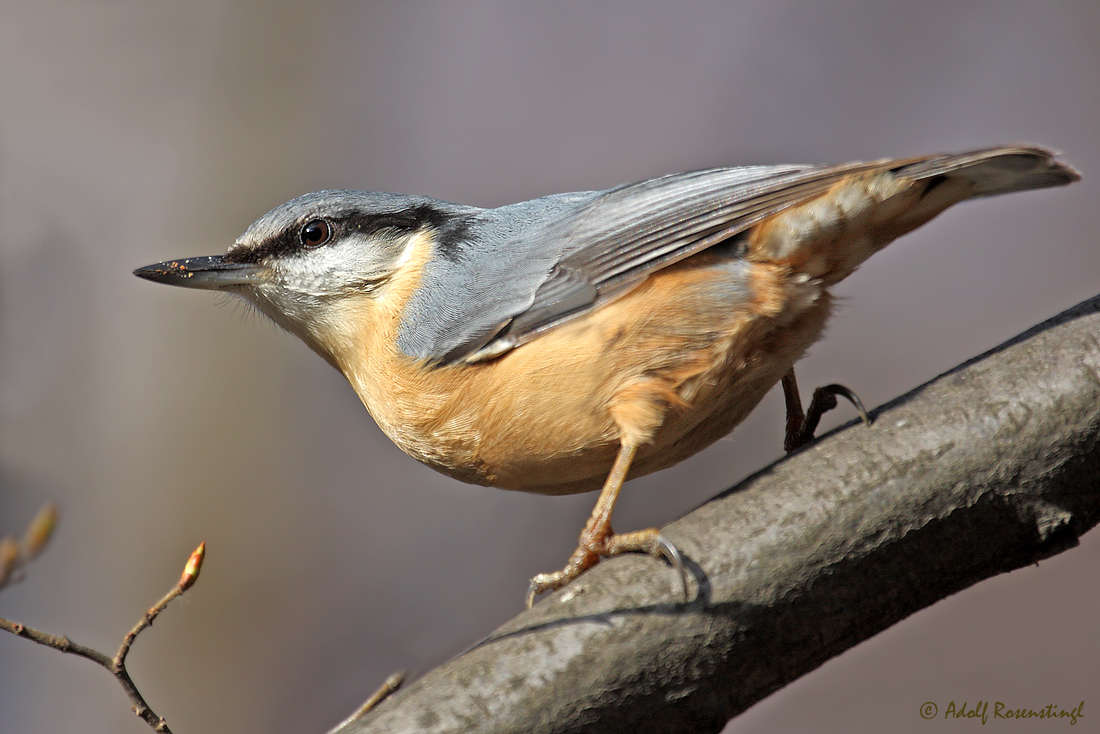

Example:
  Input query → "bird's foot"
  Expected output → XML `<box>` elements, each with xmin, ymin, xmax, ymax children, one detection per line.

<box><xmin>526</xmin><ymin>529</ymin><xmax>685</xmax><ymax>609</ymax></box>
<box><xmin>785</xmin><ymin>382</ymin><xmax>871</xmax><ymax>453</ymax></box>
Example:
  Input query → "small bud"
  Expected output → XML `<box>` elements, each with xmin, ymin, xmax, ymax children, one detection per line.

<box><xmin>178</xmin><ymin>541</ymin><xmax>206</xmax><ymax>591</ymax></box>
<box><xmin>0</xmin><ymin>535</ymin><xmax>20</xmax><ymax>585</ymax></box>
<box><xmin>22</xmin><ymin>503</ymin><xmax>59</xmax><ymax>560</ymax></box>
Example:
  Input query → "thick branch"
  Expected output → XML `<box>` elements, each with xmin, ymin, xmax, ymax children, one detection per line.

<box><xmin>334</xmin><ymin>295</ymin><xmax>1100</xmax><ymax>734</ymax></box>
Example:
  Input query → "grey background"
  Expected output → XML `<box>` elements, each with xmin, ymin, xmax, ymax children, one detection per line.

<box><xmin>1</xmin><ymin>2</ymin><xmax>1097</xmax><ymax>733</ymax></box>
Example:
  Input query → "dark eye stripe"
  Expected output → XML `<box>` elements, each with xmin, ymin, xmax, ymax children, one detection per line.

<box><xmin>226</xmin><ymin>203</ymin><xmax>463</xmax><ymax>264</ymax></box>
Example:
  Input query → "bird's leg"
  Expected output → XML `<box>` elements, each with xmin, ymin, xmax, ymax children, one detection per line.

<box><xmin>526</xmin><ymin>441</ymin><xmax>683</xmax><ymax>608</ymax></box>
<box><xmin>781</xmin><ymin>368</ymin><xmax>871</xmax><ymax>453</ymax></box>
<box><xmin>781</xmin><ymin>370</ymin><xmax>808</xmax><ymax>453</ymax></box>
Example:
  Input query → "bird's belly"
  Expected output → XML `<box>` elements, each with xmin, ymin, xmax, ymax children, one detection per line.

<box><xmin>358</xmin><ymin>254</ymin><xmax>831</xmax><ymax>495</ymax></box>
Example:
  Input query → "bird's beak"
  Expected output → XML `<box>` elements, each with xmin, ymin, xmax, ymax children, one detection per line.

<box><xmin>133</xmin><ymin>256</ymin><xmax>266</xmax><ymax>290</ymax></box>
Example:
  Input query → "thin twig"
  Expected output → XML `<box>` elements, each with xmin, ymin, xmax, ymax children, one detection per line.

<box><xmin>0</xmin><ymin>617</ymin><xmax>113</xmax><ymax>668</ymax></box>
<box><xmin>334</xmin><ymin>671</ymin><xmax>408</xmax><ymax>730</ymax></box>
<box><xmin>116</xmin><ymin>585</ymin><xmax>184</xmax><ymax>668</ymax></box>
<box><xmin>0</xmin><ymin>541</ymin><xmax>206</xmax><ymax>734</ymax></box>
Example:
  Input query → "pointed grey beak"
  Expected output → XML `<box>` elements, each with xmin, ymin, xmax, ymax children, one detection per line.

<box><xmin>133</xmin><ymin>256</ymin><xmax>266</xmax><ymax>290</ymax></box>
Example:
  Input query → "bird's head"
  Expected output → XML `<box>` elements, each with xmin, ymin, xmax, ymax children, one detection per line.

<box><xmin>134</xmin><ymin>190</ymin><xmax>475</xmax><ymax>367</ymax></box>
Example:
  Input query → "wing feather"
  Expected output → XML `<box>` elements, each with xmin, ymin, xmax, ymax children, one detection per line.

<box><xmin>397</xmin><ymin>146</ymin><xmax>1076</xmax><ymax>365</ymax></box>
<box><xmin>483</xmin><ymin>158</ymin><xmax>913</xmax><ymax>356</ymax></box>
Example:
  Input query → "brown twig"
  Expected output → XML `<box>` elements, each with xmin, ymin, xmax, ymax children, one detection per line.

<box><xmin>332</xmin><ymin>671</ymin><xmax>408</xmax><ymax>730</ymax></box>
<box><xmin>0</xmin><ymin>541</ymin><xmax>206</xmax><ymax>734</ymax></box>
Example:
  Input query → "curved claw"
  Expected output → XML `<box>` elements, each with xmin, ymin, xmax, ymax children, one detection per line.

<box><xmin>786</xmin><ymin>378</ymin><xmax>873</xmax><ymax>452</ymax></box>
<box><xmin>817</xmin><ymin>383</ymin><xmax>872</xmax><ymax>427</ymax></box>
<box><xmin>656</xmin><ymin>534</ymin><xmax>688</xmax><ymax>602</ymax></box>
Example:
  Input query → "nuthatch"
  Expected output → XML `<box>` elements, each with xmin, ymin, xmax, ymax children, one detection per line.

<box><xmin>135</xmin><ymin>145</ymin><xmax>1078</xmax><ymax>606</ymax></box>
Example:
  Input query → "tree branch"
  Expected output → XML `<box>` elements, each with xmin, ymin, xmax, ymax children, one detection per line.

<box><xmin>0</xmin><ymin>542</ymin><xmax>206</xmax><ymax>734</ymax></box>
<box><xmin>333</xmin><ymin>294</ymin><xmax>1100</xmax><ymax>734</ymax></box>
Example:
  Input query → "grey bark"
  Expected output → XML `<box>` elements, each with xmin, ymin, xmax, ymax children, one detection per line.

<box><xmin>332</xmin><ymin>295</ymin><xmax>1100</xmax><ymax>734</ymax></box>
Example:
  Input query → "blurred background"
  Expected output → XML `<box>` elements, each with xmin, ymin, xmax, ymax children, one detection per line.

<box><xmin>1</xmin><ymin>2</ymin><xmax>1097</xmax><ymax>732</ymax></box>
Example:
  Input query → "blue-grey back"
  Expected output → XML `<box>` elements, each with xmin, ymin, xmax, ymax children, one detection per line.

<box><xmin>396</xmin><ymin>191</ymin><xmax>602</xmax><ymax>363</ymax></box>
<box><xmin>395</xmin><ymin>145</ymin><xmax>1076</xmax><ymax>365</ymax></box>
<box><xmin>398</xmin><ymin>165</ymin><xmax>814</xmax><ymax>364</ymax></box>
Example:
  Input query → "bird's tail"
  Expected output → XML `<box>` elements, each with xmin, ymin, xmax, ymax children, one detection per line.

<box><xmin>750</xmin><ymin>145</ymin><xmax>1079</xmax><ymax>285</ymax></box>
<box><xmin>893</xmin><ymin>145</ymin><xmax>1080</xmax><ymax>198</ymax></box>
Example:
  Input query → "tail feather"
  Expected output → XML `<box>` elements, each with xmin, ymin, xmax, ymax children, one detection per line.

<box><xmin>750</xmin><ymin>145</ymin><xmax>1079</xmax><ymax>286</ymax></box>
<box><xmin>895</xmin><ymin>145</ymin><xmax>1080</xmax><ymax>198</ymax></box>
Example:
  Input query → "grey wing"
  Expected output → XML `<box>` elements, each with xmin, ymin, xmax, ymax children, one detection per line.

<box><xmin>395</xmin><ymin>191</ymin><xmax>605</xmax><ymax>363</ymax></box>
<box><xmin>397</xmin><ymin>161</ymin><xmax>871</xmax><ymax>364</ymax></box>
<box><xmin>452</xmin><ymin>159</ymin><xmax>900</xmax><ymax>363</ymax></box>
<box><xmin>400</xmin><ymin>146</ymin><xmax>1074</xmax><ymax>365</ymax></box>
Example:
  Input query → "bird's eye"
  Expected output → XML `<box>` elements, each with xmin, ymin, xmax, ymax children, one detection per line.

<box><xmin>300</xmin><ymin>219</ymin><xmax>332</xmax><ymax>248</ymax></box>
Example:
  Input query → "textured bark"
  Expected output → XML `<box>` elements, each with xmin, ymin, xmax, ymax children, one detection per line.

<box><xmin>332</xmin><ymin>295</ymin><xmax>1100</xmax><ymax>734</ymax></box>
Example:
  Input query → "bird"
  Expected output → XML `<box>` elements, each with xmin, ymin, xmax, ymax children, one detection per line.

<box><xmin>134</xmin><ymin>145</ymin><xmax>1079</xmax><ymax>607</ymax></box>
